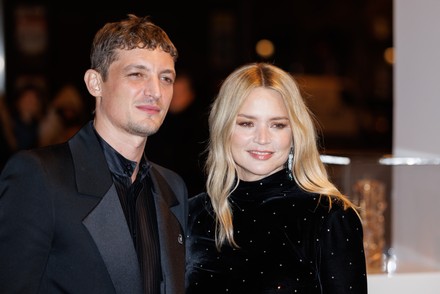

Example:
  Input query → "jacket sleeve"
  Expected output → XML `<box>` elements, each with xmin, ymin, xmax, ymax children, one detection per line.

<box><xmin>318</xmin><ymin>205</ymin><xmax>368</xmax><ymax>294</ymax></box>
<box><xmin>0</xmin><ymin>151</ymin><xmax>54</xmax><ymax>292</ymax></box>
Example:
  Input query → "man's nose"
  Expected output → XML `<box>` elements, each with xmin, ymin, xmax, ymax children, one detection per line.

<box><xmin>143</xmin><ymin>77</ymin><xmax>161</xmax><ymax>100</ymax></box>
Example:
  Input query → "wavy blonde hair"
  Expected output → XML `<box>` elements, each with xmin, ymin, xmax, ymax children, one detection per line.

<box><xmin>205</xmin><ymin>62</ymin><xmax>356</xmax><ymax>250</ymax></box>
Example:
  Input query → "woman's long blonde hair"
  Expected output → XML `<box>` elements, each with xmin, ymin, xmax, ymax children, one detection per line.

<box><xmin>205</xmin><ymin>62</ymin><xmax>355</xmax><ymax>250</ymax></box>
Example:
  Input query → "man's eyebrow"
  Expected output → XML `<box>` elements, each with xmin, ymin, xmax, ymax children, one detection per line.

<box><xmin>122</xmin><ymin>65</ymin><xmax>175</xmax><ymax>76</ymax></box>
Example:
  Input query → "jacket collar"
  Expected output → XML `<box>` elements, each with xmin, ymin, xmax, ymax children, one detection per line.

<box><xmin>69</xmin><ymin>121</ymin><xmax>113</xmax><ymax>197</ymax></box>
<box><xmin>70</xmin><ymin>121</ymin><xmax>184</xmax><ymax>293</ymax></box>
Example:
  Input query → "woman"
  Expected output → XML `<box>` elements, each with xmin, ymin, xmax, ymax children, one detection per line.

<box><xmin>185</xmin><ymin>63</ymin><xmax>367</xmax><ymax>293</ymax></box>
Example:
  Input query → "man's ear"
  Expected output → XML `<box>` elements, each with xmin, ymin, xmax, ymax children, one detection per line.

<box><xmin>84</xmin><ymin>69</ymin><xmax>102</xmax><ymax>97</ymax></box>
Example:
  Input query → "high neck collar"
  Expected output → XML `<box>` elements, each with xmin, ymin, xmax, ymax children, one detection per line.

<box><xmin>231</xmin><ymin>169</ymin><xmax>295</xmax><ymax>202</ymax></box>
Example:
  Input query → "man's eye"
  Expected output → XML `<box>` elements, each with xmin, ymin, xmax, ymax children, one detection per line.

<box><xmin>162</xmin><ymin>76</ymin><xmax>174</xmax><ymax>84</ymax></box>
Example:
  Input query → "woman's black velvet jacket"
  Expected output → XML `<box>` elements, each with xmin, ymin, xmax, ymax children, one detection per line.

<box><xmin>185</xmin><ymin>169</ymin><xmax>367</xmax><ymax>293</ymax></box>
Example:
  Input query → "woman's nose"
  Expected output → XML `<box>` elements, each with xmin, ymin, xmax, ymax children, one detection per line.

<box><xmin>253</xmin><ymin>126</ymin><xmax>270</xmax><ymax>144</ymax></box>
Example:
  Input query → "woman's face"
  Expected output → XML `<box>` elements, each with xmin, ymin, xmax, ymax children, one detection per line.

<box><xmin>231</xmin><ymin>87</ymin><xmax>292</xmax><ymax>182</ymax></box>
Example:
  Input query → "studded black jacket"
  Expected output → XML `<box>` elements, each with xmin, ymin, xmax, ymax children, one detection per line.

<box><xmin>185</xmin><ymin>169</ymin><xmax>368</xmax><ymax>293</ymax></box>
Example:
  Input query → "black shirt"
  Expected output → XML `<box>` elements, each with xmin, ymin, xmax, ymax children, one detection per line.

<box><xmin>96</xmin><ymin>132</ymin><xmax>162</xmax><ymax>294</ymax></box>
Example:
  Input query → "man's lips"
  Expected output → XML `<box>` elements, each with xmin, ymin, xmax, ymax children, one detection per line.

<box><xmin>136</xmin><ymin>105</ymin><xmax>160</xmax><ymax>114</ymax></box>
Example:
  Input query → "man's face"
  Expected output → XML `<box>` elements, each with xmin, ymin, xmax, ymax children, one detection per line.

<box><xmin>96</xmin><ymin>47</ymin><xmax>175</xmax><ymax>139</ymax></box>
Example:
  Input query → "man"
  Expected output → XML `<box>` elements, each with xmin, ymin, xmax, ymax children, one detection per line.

<box><xmin>0</xmin><ymin>14</ymin><xmax>187</xmax><ymax>294</ymax></box>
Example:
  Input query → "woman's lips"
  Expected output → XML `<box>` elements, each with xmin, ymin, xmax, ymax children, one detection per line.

<box><xmin>248</xmin><ymin>150</ymin><xmax>273</xmax><ymax>160</ymax></box>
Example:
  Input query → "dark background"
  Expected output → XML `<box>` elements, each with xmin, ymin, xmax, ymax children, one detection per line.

<box><xmin>1</xmin><ymin>1</ymin><xmax>393</xmax><ymax>190</ymax></box>
<box><xmin>0</xmin><ymin>0</ymin><xmax>394</xmax><ymax>261</ymax></box>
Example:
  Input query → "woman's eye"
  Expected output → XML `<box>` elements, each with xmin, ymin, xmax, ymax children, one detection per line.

<box><xmin>237</xmin><ymin>121</ymin><xmax>253</xmax><ymax>127</ymax></box>
<box><xmin>272</xmin><ymin>123</ymin><xmax>287</xmax><ymax>129</ymax></box>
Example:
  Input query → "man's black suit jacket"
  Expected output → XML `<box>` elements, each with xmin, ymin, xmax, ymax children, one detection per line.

<box><xmin>0</xmin><ymin>121</ymin><xmax>188</xmax><ymax>293</ymax></box>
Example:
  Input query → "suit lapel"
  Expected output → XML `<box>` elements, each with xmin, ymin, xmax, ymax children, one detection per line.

<box><xmin>69</xmin><ymin>122</ymin><xmax>143</xmax><ymax>294</ymax></box>
<box><xmin>150</xmin><ymin>167</ymin><xmax>185</xmax><ymax>294</ymax></box>
<box><xmin>83</xmin><ymin>185</ymin><xmax>143</xmax><ymax>294</ymax></box>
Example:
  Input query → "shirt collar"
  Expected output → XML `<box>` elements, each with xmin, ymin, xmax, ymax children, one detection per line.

<box><xmin>94</xmin><ymin>128</ymin><xmax>150</xmax><ymax>180</ymax></box>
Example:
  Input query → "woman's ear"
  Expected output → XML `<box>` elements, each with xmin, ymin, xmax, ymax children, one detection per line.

<box><xmin>84</xmin><ymin>69</ymin><xmax>102</xmax><ymax>97</ymax></box>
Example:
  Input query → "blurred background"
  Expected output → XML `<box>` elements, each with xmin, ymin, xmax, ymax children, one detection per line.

<box><xmin>0</xmin><ymin>0</ymin><xmax>393</xmax><ymax>193</ymax></box>
<box><xmin>5</xmin><ymin>2</ymin><xmax>440</xmax><ymax>288</ymax></box>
